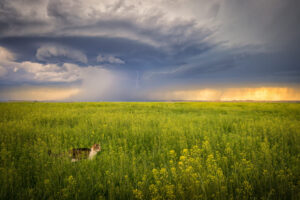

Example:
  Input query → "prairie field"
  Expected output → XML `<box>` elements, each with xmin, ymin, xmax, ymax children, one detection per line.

<box><xmin>0</xmin><ymin>102</ymin><xmax>299</xmax><ymax>200</ymax></box>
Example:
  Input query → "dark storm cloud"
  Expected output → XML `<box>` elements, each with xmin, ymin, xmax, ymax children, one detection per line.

<box><xmin>0</xmin><ymin>35</ymin><xmax>214</xmax><ymax>71</ymax></box>
<box><xmin>0</xmin><ymin>0</ymin><xmax>299</xmax><ymax>100</ymax></box>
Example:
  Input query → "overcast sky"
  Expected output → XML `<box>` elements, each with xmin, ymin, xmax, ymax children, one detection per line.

<box><xmin>0</xmin><ymin>0</ymin><xmax>299</xmax><ymax>101</ymax></box>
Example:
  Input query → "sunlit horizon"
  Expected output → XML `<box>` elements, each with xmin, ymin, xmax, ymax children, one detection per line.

<box><xmin>1</xmin><ymin>86</ymin><xmax>300</xmax><ymax>102</ymax></box>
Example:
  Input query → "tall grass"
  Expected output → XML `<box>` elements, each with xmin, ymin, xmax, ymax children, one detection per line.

<box><xmin>0</xmin><ymin>102</ymin><xmax>299</xmax><ymax>199</ymax></box>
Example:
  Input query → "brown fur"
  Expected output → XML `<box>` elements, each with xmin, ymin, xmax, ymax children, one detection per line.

<box><xmin>49</xmin><ymin>144</ymin><xmax>101</xmax><ymax>161</ymax></box>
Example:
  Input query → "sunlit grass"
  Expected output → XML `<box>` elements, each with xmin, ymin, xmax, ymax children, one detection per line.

<box><xmin>0</xmin><ymin>102</ymin><xmax>299</xmax><ymax>199</ymax></box>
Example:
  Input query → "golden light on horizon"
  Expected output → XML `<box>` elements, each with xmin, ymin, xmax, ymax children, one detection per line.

<box><xmin>172</xmin><ymin>89</ymin><xmax>221</xmax><ymax>101</ymax></box>
<box><xmin>0</xmin><ymin>87</ymin><xmax>80</xmax><ymax>101</ymax></box>
<box><xmin>164</xmin><ymin>87</ymin><xmax>300</xmax><ymax>101</ymax></box>
<box><xmin>1</xmin><ymin>86</ymin><xmax>300</xmax><ymax>101</ymax></box>
<box><xmin>220</xmin><ymin>87</ymin><xmax>300</xmax><ymax>101</ymax></box>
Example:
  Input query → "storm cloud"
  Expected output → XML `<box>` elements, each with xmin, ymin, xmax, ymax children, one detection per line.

<box><xmin>0</xmin><ymin>0</ymin><xmax>299</xmax><ymax>101</ymax></box>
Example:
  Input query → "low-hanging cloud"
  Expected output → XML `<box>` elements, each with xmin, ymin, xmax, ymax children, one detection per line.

<box><xmin>0</xmin><ymin>46</ymin><xmax>134</xmax><ymax>101</ymax></box>
<box><xmin>36</xmin><ymin>45</ymin><xmax>88</xmax><ymax>64</ymax></box>
<box><xmin>0</xmin><ymin>46</ymin><xmax>15</xmax><ymax>61</ymax></box>
<box><xmin>96</xmin><ymin>54</ymin><xmax>125</xmax><ymax>64</ymax></box>
<box><xmin>0</xmin><ymin>48</ymin><xmax>82</xmax><ymax>84</ymax></box>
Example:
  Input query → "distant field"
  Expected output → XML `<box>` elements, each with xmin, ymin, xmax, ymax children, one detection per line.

<box><xmin>0</xmin><ymin>102</ymin><xmax>299</xmax><ymax>200</ymax></box>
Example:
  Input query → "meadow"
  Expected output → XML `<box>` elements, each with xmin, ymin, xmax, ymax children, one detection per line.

<box><xmin>0</xmin><ymin>102</ymin><xmax>299</xmax><ymax>200</ymax></box>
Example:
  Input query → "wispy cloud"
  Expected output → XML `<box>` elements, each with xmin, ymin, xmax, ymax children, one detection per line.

<box><xmin>96</xmin><ymin>54</ymin><xmax>125</xmax><ymax>64</ymax></box>
<box><xmin>0</xmin><ymin>46</ymin><xmax>15</xmax><ymax>61</ymax></box>
<box><xmin>36</xmin><ymin>45</ymin><xmax>88</xmax><ymax>63</ymax></box>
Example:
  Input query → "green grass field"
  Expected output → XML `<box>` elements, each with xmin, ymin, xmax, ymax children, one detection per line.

<box><xmin>0</xmin><ymin>102</ymin><xmax>299</xmax><ymax>200</ymax></box>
